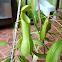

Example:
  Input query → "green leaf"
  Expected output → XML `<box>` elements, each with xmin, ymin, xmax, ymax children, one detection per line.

<box><xmin>61</xmin><ymin>43</ymin><xmax>62</xmax><ymax>51</ymax></box>
<box><xmin>46</xmin><ymin>40</ymin><xmax>62</xmax><ymax>62</ymax></box>
<box><xmin>40</xmin><ymin>11</ymin><xmax>45</xmax><ymax>16</ymax></box>
<box><xmin>41</xmin><ymin>18</ymin><xmax>45</xmax><ymax>24</ymax></box>
<box><xmin>18</xmin><ymin>55</ymin><xmax>29</xmax><ymax>62</ymax></box>
<box><xmin>5</xmin><ymin>56</ymin><xmax>15</xmax><ymax>62</ymax></box>
<box><xmin>35</xmin><ymin>11</ymin><xmax>46</xmax><ymax>24</ymax></box>
<box><xmin>33</xmin><ymin>51</ymin><xmax>47</xmax><ymax>58</ymax></box>
<box><xmin>35</xmin><ymin>11</ymin><xmax>39</xmax><ymax>20</ymax></box>
<box><xmin>0</xmin><ymin>56</ymin><xmax>12</xmax><ymax>62</ymax></box>
<box><xmin>0</xmin><ymin>42</ymin><xmax>9</xmax><ymax>47</ymax></box>
<box><xmin>54</xmin><ymin>13</ymin><xmax>62</xmax><ymax>20</ymax></box>
<box><xmin>61</xmin><ymin>60</ymin><xmax>62</xmax><ymax>62</ymax></box>
<box><xmin>33</xmin><ymin>11</ymin><xmax>40</xmax><ymax>32</ymax></box>
<box><xmin>21</xmin><ymin>5</ymin><xmax>32</xmax><ymax>12</ymax></box>
<box><xmin>33</xmin><ymin>39</ymin><xmax>49</xmax><ymax>50</ymax></box>
<box><xmin>5</xmin><ymin>56</ymin><xmax>11</xmax><ymax>62</ymax></box>
<box><xmin>45</xmin><ymin>37</ymin><xmax>52</xmax><ymax>42</ymax></box>
<box><xmin>33</xmin><ymin>39</ymin><xmax>44</xmax><ymax>46</ymax></box>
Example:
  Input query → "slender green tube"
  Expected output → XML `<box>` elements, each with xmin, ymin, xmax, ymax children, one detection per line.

<box><xmin>41</xmin><ymin>18</ymin><xmax>49</xmax><ymax>40</ymax></box>
<box><xmin>20</xmin><ymin>12</ymin><xmax>33</xmax><ymax>57</ymax></box>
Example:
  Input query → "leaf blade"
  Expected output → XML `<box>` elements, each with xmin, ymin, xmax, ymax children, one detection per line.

<box><xmin>46</xmin><ymin>40</ymin><xmax>61</xmax><ymax>62</ymax></box>
<box><xmin>44</xmin><ymin>37</ymin><xmax>52</xmax><ymax>42</ymax></box>
<box><xmin>33</xmin><ymin>39</ymin><xmax>44</xmax><ymax>46</ymax></box>
<box><xmin>33</xmin><ymin>51</ymin><xmax>47</xmax><ymax>58</ymax></box>
<box><xmin>18</xmin><ymin>55</ymin><xmax>29</xmax><ymax>62</ymax></box>
<box><xmin>54</xmin><ymin>13</ymin><xmax>62</xmax><ymax>20</ymax></box>
<box><xmin>33</xmin><ymin>39</ymin><xmax>49</xmax><ymax>50</ymax></box>
<box><xmin>0</xmin><ymin>42</ymin><xmax>9</xmax><ymax>47</ymax></box>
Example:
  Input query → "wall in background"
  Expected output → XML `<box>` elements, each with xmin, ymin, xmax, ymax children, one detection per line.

<box><xmin>0</xmin><ymin>0</ymin><xmax>12</xmax><ymax>19</ymax></box>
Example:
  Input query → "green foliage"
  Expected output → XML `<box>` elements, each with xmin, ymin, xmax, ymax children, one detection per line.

<box><xmin>46</xmin><ymin>40</ymin><xmax>62</xmax><ymax>62</ymax></box>
<box><xmin>33</xmin><ymin>39</ymin><xmax>44</xmax><ymax>46</ymax></box>
<box><xmin>33</xmin><ymin>51</ymin><xmax>47</xmax><ymax>58</ymax></box>
<box><xmin>54</xmin><ymin>13</ymin><xmax>62</xmax><ymax>20</ymax></box>
<box><xmin>34</xmin><ymin>11</ymin><xmax>51</xmax><ymax>34</ymax></box>
<box><xmin>34</xmin><ymin>11</ymin><xmax>39</xmax><ymax>20</ymax></box>
<box><xmin>11</xmin><ymin>3</ymin><xmax>62</xmax><ymax>62</ymax></box>
<box><xmin>61</xmin><ymin>60</ymin><xmax>62</xmax><ymax>62</ymax></box>
<box><xmin>35</xmin><ymin>11</ymin><xmax>46</xmax><ymax>24</ymax></box>
<box><xmin>40</xmin><ymin>18</ymin><xmax>49</xmax><ymax>40</ymax></box>
<box><xmin>5</xmin><ymin>56</ymin><xmax>15</xmax><ymax>62</ymax></box>
<box><xmin>18</xmin><ymin>55</ymin><xmax>29</xmax><ymax>62</ymax></box>
<box><xmin>0</xmin><ymin>60</ymin><xmax>6</xmax><ymax>62</ymax></box>
<box><xmin>0</xmin><ymin>42</ymin><xmax>9</xmax><ymax>47</ymax></box>
<box><xmin>44</xmin><ymin>37</ymin><xmax>52</xmax><ymax>42</ymax></box>
<box><xmin>5</xmin><ymin>56</ymin><xmax>11</xmax><ymax>62</ymax></box>
<box><xmin>1</xmin><ymin>3</ymin><xmax>62</xmax><ymax>62</ymax></box>
<box><xmin>33</xmin><ymin>39</ymin><xmax>49</xmax><ymax>50</ymax></box>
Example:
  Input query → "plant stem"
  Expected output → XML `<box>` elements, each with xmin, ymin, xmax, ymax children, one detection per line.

<box><xmin>37</xmin><ymin>0</ymin><xmax>42</xmax><ymax>33</ymax></box>
<box><xmin>11</xmin><ymin>0</ymin><xmax>21</xmax><ymax>62</ymax></box>
<box><xmin>42</xmin><ymin>40</ymin><xmax>45</xmax><ymax>54</ymax></box>
<box><xmin>37</xmin><ymin>0</ymin><xmax>45</xmax><ymax>54</ymax></box>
